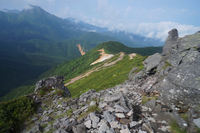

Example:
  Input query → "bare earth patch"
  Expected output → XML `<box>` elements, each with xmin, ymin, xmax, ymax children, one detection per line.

<box><xmin>91</xmin><ymin>49</ymin><xmax>114</xmax><ymax>65</ymax></box>
<box><xmin>129</xmin><ymin>53</ymin><xmax>137</xmax><ymax>59</ymax></box>
<box><xmin>77</xmin><ymin>44</ymin><xmax>85</xmax><ymax>56</ymax></box>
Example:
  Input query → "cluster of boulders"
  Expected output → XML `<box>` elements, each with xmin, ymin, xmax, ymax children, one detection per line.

<box><xmin>22</xmin><ymin>29</ymin><xmax>200</xmax><ymax>133</ymax></box>
<box><xmin>23</xmin><ymin>80</ymin><xmax>171</xmax><ymax>133</ymax></box>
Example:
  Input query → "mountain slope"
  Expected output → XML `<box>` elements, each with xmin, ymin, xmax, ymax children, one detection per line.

<box><xmin>0</xmin><ymin>6</ymin><xmax>162</xmax><ymax>98</ymax></box>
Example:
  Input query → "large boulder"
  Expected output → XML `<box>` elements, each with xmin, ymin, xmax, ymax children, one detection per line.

<box><xmin>143</xmin><ymin>53</ymin><xmax>162</xmax><ymax>74</ymax></box>
<box><xmin>35</xmin><ymin>76</ymin><xmax>71</xmax><ymax>97</ymax></box>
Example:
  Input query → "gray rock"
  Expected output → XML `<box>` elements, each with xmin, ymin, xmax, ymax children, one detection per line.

<box><xmin>120</xmin><ymin>128</ymin><xmax>130</xmax><ymax>133</ymax></box>
<box><xmin>115</xmin><ymin>113</ymin><xmax>125</xmax><ymax>118</ymax></box>
<box><xmin>110</xmin><ymin>121</ymin><xmax>120</xmax><ymax>129</ymax></box>
<box><xmin>193</xmin><ymin>118</ymin><xmax>200</xmax><ymax>128</ymax></box>
<box><xmin>72</xmin><ymin>124</ymin><xmax>86</xmax><ymax>133</ymax></box>
<box><xmin>34</xmin><ymin>76</ymin><xmax>71</xmax><ymax>97</ymax></box>
<box><xmin>163</xmin><ymin>28</ymin><xmax>179</xmax><ymax>55</ymax></box>
<box><xmin>90</xmin><ymin>101</ymin><xmax>97</xmax><ymax>106</ymax></box>
<box><xmin>103</xmin><ymin>111</ymin><xmax>115</xmax><ymax>123</ymax></box>
<box><xmin>104</xmin><ymin>93</ymin><xmax>122</xmax><ymax>102</ymax></box>
<box><xmin>129</xmin><ymin>121</ymin><xmax>138</xmax><ymax>128</ymax></box>
<box><xmin>106</xmin><ymin>128</ymin><xmax>115</xmax><ymax>133</ymax></box>
<box><xmin>144</xmin><ymin>53</ymin><xmax>162</xmax><ymax>73</ymax></box>
<box><xmin>84</xmin><ymin>120</ymin><xmax>92</xmax><ymax>129</ymax></box>
<box><xmin>98</xmin><ymin>121</ymin><xmax>109</xmax><ymax>133</ymax></box>
<box><xmin>90</xmin><ymin>113</ymin><xmax>100</xmax><ymax>128</ymax></box>
<box><xmin>114</xmin><ymin>105</ymin><xmax>128</xmax><ymax>113</ymax></box>
<box><xmin>145</xmin><ymin>100</ymin><xmax>156</xmax><ymax>110</ymax></box>
<box><xmin>54</xmin><ymin>129</ymin><xmax>68</xmax><ymax>133</ymax></box>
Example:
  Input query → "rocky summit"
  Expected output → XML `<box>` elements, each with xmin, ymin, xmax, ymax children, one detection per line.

<box><xmin>22</xmin><ymin>29</ymin><xmax>200</xmax><ymax>133</ymax></box>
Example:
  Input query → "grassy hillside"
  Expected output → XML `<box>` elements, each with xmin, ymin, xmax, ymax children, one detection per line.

<box><xmin>42</xmin><ymin>41</ymin><xmax>157</xmax><ymax>80</ymax></box>
<box><xmin>68</xmin><ymin>55</ymin><xmax>145</xmax><ymax>97</ymax></box>
<box><xmin>43</xmin><ymin>41</ymin><xmax>148</xmax><ymax>97</ymax></box>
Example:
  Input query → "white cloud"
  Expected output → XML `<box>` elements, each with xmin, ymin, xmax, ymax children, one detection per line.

<box><xmin>135</xmin><ymin>21</ymin><xmax>200</xmax><ymax>41</ymax></box>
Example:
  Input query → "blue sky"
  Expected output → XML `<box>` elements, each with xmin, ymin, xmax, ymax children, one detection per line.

<box><xmin>0</xmin><ymin>0</ymin><xmax>200</xmax><ymax>41</ymax></box>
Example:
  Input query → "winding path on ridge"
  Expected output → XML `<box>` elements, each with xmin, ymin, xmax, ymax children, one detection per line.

<box><xmin>64</xmin><ymin>50</ymin><xmax>125</xmax><ymax>86</ymax></box>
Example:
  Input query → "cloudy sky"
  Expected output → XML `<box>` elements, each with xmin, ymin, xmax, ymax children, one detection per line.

<box><xmin>1</xmin><ymin>0</ymin><xmax>200</xmax><ymax>41</ymax></box>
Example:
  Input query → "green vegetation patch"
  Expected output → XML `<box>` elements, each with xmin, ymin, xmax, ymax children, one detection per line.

<box><xmin>78</xmin><ymin>105</ymin><xmax>101</xmax><ymax>121</ymax></box>
<box><xmin>53</xmin><ymin>89</ymin><xmax>66</xmax><ymax>97</ymax></box>
<box><xmin>141</xmin><ymin>95</ymin><xmax>158</xmax><ymax>105</ymax></box>
<box><xmin>68</xmin><ymin>55</ymin><xmax>145</xmax><ymax>97</ymax></box>
<box><xmin>42</xmin><ymin>48</ymin><xmax>101</xmax><ymax>81</ymax></box>
<box><xmin>170</xmin><ymin>120</ymin><xmax>187</xmax><ymax>133</ymax></box>
<box><xmin>163</xmin><ymin>61</ymin><xmax>172</xmax><ymax>70</ymax></box>
<box><xmin>0</xmin><ymin>96</ymin><xmax>36</xmax><ymax>133</ymax></box>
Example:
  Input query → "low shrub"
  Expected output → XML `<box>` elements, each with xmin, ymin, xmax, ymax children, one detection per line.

<box><xmin>0</xmin><ymin>96</ymin><xmax>36</xmax><ymax>133</ymax></box>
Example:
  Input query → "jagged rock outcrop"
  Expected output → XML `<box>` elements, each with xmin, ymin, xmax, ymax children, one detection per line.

<box><xmin>141</xmin><ymin>29</ymin><xmax>200</xmax><ymax>132</ymax></box>
<box><xmin>35</xmin><ymin>76</ymin><xmax>71</xmax><ymax>97</ymax></box>
<box><xmin>162</xmin><ymin>28</ymin><xmax>179</xmax><ymax>56</ymax></box>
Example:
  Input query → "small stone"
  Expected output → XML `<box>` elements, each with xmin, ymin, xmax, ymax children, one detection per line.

<box><xmin>127</xmin><ymin>110</ymin><xmax>133</xmax><ymax>117</ymax></box>
<box><xmin>114</xmin><ymin>105</ymin><xmax>128</xmax><ymax>113</ymax></box>
<box><xmin>84</xmin><ymin>120</ymin><xmax>92</xmax><ymax>129</ymax></box>
<box><xmin>161</xmin><ymin>120</ymin><xmax>167</xmax><ymax>124</ymax></box>
<box><xmin>104</xmin><ymin>93</ymin><xmax>122</xmax><ymax>102</ymax></box>
<box><xmin>193</xmin><ymin>118</ymin><xmax>200</xmax><ymax>128</ymax></box>
<box><xmin>138</xmin><ymin>130</ymin><xmax>147</xmax><ymax>133</ymax></box>
<box><xmin>183</xmin><ymin>123</ymin><xmax>188</xmax><ymax>127</ymax></box>
<box><xmin>99</xmin><ymin>102</ymin><xmax>107</xmax><ymax>109</ymax></box>
<box><xmin>129</xmin><ymin>121</ymin><xmax>138</xmax><ymax>128</ymax></box>
<box><xmin>148</xmin><ymin>117</ymin><xmax>156</xmax><ymax>123</ymax></box>
<box><xmin>110</xmin><ymin>121</ymin><xmax>120</xmax><ymax>128</ymax></box>
<box><xmin>115</xmin><ymin>113</ymin><xmax>125</xmax><ymax>118</ymax></box>
<box><xmin>106</xmin><ymin>128</ymin><xmax>115</xmax><ymax>133</ymax></box>
<box><xmin>98</xmin><ymin>121</ymin><xmax>109</xmax><ymax>133</ymax></box>
<box><xmin>119</xmin><ymin>118</ymin><xmax>131</xmax><ymax>125</ymax></box>
<box><xmin>159</xmin><ymin>126</ymin><xmax>170</xmax><ymax>132</ymax></box>
<box><xmin>120</xmin><ymin>128</ymin><xmax>130</xmax><ymax>133</ymax></box>
<box><xmin>103</xmin><ymin>111</ymin><xmax>115</xmax><ymax>122</ymax></box>
<box><xmin>72</xmin><ymin>124</ymin><xmax>86</xmax><ymax>133</ymax></box>
<box><xmin>142</xmin><ymin>123</ymin><xmax>154</xmax><ymax>133</ymax></box>
<box><xmin>90</xmin><ymin>113</ymin><xmax>100</xmax><ymax>128</ymax></box>
<box><xmin>90</xmin><ymin>101</ymin><xmax>96</xmax><ymax>106</ymax></box>
<box><xmin>106</xmin><ymin>106</ymin><xmax>115</xmax><ymax>112</ymax></box>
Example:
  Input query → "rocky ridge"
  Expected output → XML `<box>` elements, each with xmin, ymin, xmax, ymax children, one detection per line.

<box><xmin>22</xmin><ymin>29</ymin><xmax>200</xmax><ymax>133</ymax></box>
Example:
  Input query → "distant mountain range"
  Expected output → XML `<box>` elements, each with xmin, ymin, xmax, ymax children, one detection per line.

<box><xmin>0</xmin><ymin>5</ymin><xmax>163</xmax><ymax>98</ymax></box>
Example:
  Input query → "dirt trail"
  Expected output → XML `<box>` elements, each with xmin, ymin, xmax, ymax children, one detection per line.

<box><xmin>77</xmin><ymin>44</ymin><xmax>85</xmax><ymax>56</ymax></box>
<box><xmin>65</xmin><ymin>52</ymin><xmax>125</xmax><ymax>86</ymax></box>
<box><xmin>91</xmin><ymin>49</ymin><xmax>114</xmax><ymax>65</ymax></box>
